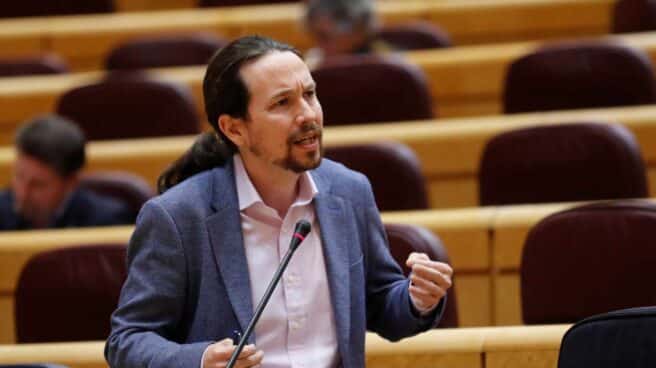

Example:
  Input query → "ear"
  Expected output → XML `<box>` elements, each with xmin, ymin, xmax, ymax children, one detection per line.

<box><xmin>218</xmin><ymin>114</ymin><xmax>248</xmax><ymax>148</ymax></box>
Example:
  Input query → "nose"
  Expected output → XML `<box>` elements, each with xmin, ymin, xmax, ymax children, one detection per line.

<box><xmin>295</xmin><ymin>97</ymin><xmax>318</xmax><ymax>126</ymax></box>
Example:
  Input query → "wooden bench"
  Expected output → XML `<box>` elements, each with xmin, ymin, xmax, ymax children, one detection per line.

<box><xmin>2</xmin><ymin>104</ymin><xmax>656</xmax><ymax>209</ymax></box>
<box><xmin>0</xmin><ymin>0</ymin><xmax>613</xmax><ymax>68</ymax></box>
<box><xmin>3</xmin><ymin>30</ymin><xmax>656</xmax><ymax>137</ymax></box>
<box><xmin>0</xmin><ymin>325</ymin><xmax>569</xmax><ymax>368</ymax></box>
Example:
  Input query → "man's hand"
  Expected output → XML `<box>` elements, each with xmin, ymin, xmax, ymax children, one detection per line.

<box><xmin>406</xmin><ymin>252</ymin><xmax>453</xmax><ymax>313</ymax></box>
<box><xmin>202</xmin><ymin>338</ymin><xmax>264</xmax><ymax>368</ymax></box>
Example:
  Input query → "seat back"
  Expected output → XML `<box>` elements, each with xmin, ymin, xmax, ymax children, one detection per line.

<box><xmin>503</xmin><ymin>42</ymin><xmax>656</xmax><ymax>113</ymax></box>
<box><xmin>613</xmin><ymin>0</ymin><xmax>656</xmax><ymax>33</ymax></box>
<box><xmin>79</xmin><ymin>171</ymin><xmax>155</xmax><ymax>216</ymax></box>
<box><xmin>15</xmin><ymin>244</ymin><xmax>127</xmax><ymax>343</ymax></box>
<box><xmin>479</xmin><ymin>123</ymin><xmax>648</xmax><ymax>206</ymax></box>
<box><xmin>0</xmin><ymin>55</ymin><xmax>69</xmax><ymax>77</ymax></box>
<box><xmin>1</xmin><ymin>0</ymin><xmax>113</xmax><ymax>18</ymax></box>
<box><xmin>385</xmin><ymin>223</ymin><xmax>458</xmax><ymax>327</ymax></box>
<box><xmin>521</xmin><ymin>200</ymin><xmax>656</xmax><ymax>324</ymax></box>
<box><xmin>106</xmin><ymin>33</ymin><xmax>227</xmax><ymax>70</ymax></box>
<box><xmin>376</xmin><ymin>22</ymin><xmax>452</xmax><ymax>51</ymax></box>
<box><xmin>56</xmin><ymin>74</ymin><xmax>200</xmax><ymax>140</ymax></box>
<box><xmin>558</xmin><ymin>306</ymin><xmax>656</xmax><ymax>368</ymax></box>
<box><xmin>312</xmin><ymin>55</ymin><xmax>434</xmax><ymax>126</ymax></box>
<box><xmin>324</xmin><ymin>142</ymin><xmax>429</xmax><ymax>211</ymax></box>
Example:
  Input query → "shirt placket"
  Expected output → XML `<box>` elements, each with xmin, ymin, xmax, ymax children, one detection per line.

<box><xmin>280</xmin><ymin>206</ymin><xmax>309</xmax><ymax>368</ymax></box>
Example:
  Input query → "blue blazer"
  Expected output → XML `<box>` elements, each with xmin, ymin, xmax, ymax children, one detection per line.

<box><xmin>106</xmin><ymin>158</ymin><xmax>441</xmax><ymax>368</ymax></box>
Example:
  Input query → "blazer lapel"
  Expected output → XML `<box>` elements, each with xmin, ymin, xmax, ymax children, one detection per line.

<box><xmin>206</xmin><ymin>163</ymin><xmax>255</xmax><ymax>342</ymax></box>
<box><xmin>314</xmin><ymin>180</ymin><xmax>353</xmax><ymax>361</ymax></box>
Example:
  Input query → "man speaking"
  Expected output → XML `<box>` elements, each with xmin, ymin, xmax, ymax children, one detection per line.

<box><xmin>106</xmin><ymin>35</ymin><xmax>453</xmax><ymax>368</ymax></box>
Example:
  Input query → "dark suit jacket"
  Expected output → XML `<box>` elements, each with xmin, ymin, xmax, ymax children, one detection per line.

<box><xmin>0</xmin><ymin>188</ymin><xmax>135</xmax><ymax>231</ymax></box>
<box><xmin>105</xmin><ymin>158</ymin><xmax>442</xmax><ymax>368</ymax></box>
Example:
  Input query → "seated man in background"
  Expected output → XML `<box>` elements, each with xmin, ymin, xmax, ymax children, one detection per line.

<box><xmin>304</xmin><ymin>0</ymin><xmax>390</xmax><ymax>67</ymax></box>
<box><xmin>0</xmin><ymin>115</ymin><xmax>135</xmax><ymax>230</ymax></box>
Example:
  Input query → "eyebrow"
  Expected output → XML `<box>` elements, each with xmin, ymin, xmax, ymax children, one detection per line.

<box><xmin>269</xmin><ymin>82</ymin><xmax>316</xmax><ymax>100</ymax></box>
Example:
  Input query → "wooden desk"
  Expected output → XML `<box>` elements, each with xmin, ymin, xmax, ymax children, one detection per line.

<box><xmin>0</xmin><ymin>0</ymin><xmax>613</xmax><ymax>69</ymax></box>
<box><xmin>0</xmin><ymin>325</ymin><xmax>569</xmax><ymax>368</ymax></box>
<box><xmin>2</xmin><ymin>104</ymin><xmax>656</xmax><ymax>209</ymax></box>
<box><xmin>0</xmin><ymin>208</ymin><xmax>493</xmax><ymax>343</ymax></box>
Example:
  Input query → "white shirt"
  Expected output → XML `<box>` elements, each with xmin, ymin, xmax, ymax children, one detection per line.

<box><xmin>232</xmin><ymin>155</ymin><xmax>339</xmax><ymax>368</ymax></box>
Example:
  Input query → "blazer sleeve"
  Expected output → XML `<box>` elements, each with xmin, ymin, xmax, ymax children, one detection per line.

<box><xmin>360</xmin><ymin>178</ymin><xmax>444</xmax><ymax>341</ymax></box>
<box><xmin>105</xmin><ymin>201</ymin><xmax>211</xmax><ymax>368</ymax></box>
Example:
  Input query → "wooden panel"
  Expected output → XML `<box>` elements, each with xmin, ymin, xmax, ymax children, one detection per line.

<box><xmin>0</xmin><ymin>297</ymin><xmax>14</xmax><ymax>344</ymax></box>
<box><xmin>0</xmin><ymin>323</ymin><xmax>567</xmax><ymax>365</ymax></box>
<box><xmin>0</xmin><ymin>341</ymin><xmax>107</xmax><ymax>368</ymax></box>
<box><xmin>0</xmin><ymin>0</ymin><xmax>613</xmax><ymax>65</ymax></box>
<box><xmin>455</xmin><ymin>275</ymin><xmax>492</xmax><ymax>328</ymax></box>
<box><xmin>494</xmin><ymin>274</ymin><xmax>523</xmax><ymax>326</ymax></box>
<box><xmin>486</xmin><ymin>351</ymin><xmax>559</xmax><ymax>368</ymax></box>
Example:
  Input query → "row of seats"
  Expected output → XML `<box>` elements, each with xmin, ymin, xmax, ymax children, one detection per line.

<box><xmin>0</xmin><ymin>24</ymin><xmax>451</xmax><ymax>78</ymax></box>
<box><xmin>72</xmin><ymin>120</ymin><xmax>650</xmax><ymax>213</ymax></box>
<box><xmin>8</xmin><ymin>198</ymin><xmax>656</xmax><ymax>342</ymax></box>
<box><xmin>3</xmin><ymin>41</ymin><xmax>655</xmax><ymax>143</ymax></box>
<box><xmin>12</xmin><ymin>222</ymin><xmax>457</xmax><ymax>343</ymax></box>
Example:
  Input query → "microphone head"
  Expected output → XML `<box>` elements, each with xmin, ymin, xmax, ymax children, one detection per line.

<box><xmin>294</xmin><ymin>220</ymin><xmax>312</xmax><ymax>237</ymax></box>
<box><xmin>291</xmin><ymin>220</ymin><xmax>312</xmax><ymax>250</ymax></box>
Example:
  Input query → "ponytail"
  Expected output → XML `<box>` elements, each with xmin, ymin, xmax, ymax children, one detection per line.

<box><xmin>157</xmin><ymin>132</ymin><xmax>231</xmax><ymax>193</ymax></box>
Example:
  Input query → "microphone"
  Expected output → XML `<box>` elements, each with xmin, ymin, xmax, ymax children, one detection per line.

<box><xmin>226</xmin><ymin>219</ymin><xmax>312</xmax><ymax>368</ymax></box>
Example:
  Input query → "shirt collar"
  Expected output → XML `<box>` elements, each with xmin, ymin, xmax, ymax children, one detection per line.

<box><xmin>233</xmin><ymin>154</ymin><xmax>319</xmax><ymax>212</ymax></box>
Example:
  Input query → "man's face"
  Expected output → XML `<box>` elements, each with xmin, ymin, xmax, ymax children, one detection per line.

<box><xmin>232</xmin><ymin>51</ymin><xmax>324</xmax><ymax>175</ymax></box>
<box><xmin>310</xmin><ymin>15</ymin><xmax>366</xmax><ymax>57</ymax></box>
<box><xmin>11</xmin><ymin>152</ymin><xmax>76</xmax><ymax>227</ymax></box>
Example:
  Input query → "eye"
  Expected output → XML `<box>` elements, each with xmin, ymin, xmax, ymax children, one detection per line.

<box><xmin>304</xmin><ymin>90</ymin><xmax>316</xmax><ymax>99</ymax></box>
<box><xmin>274</xmin><ymin>98</ymin><xmax>289</xmax><ymax>107</ymax></box>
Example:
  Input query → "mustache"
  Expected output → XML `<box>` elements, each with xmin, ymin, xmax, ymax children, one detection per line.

<box><xmin>288</xmin><ymin>123</ymin><xmax>322</xmax><ymax>143</ymax></box>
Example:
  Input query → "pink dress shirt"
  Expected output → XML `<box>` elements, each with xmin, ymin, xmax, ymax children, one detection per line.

<box><xmin>233</xmin><ymin>155</ymin><xmax>339</xmax><ymax>368</ymax></box>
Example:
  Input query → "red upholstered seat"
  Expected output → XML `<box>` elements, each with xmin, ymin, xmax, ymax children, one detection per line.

<box><xmin>324</xmin><ymin>142</ymin><xmax>429</xmax><ymax>211</ymax></box>
<box><xmin>80</xmin><ymin>171</ymin><xmax>155</xmax><ymax>217</ymax></box>
<box><xmin>15</xmin><ymin>244</ymin><xmax>127</xmax><ymax>343</ymax></box>
<box><xmin>385</xmin><ymin>223</ymin><xmax>458</xmax><ymax>328</ymax></box>
<box><xmin>376</xmin><ymin>22</ymin><xmax>452</xmax><ymax>51</ymax></box>
<box><xmin>503</xmin><ymin>42</ymin><xmax>656</xmax><ymax>113</ymax></box>
<box><xmin>312</xmin><ymin>55</ymin><xmax>434</xmax><ymax>126</ymax></box>
<box><xmin>0</xmin><ymin>54</ymin><xmax>69</xmax><ymax>77</ymax></box>
<box><xmin>106</xmin><ymin>33</ymin><xmax>227</xmax><ymax>70</ymax></box>
<box><xmin>521</xmin><ymin>200</ymin><xmax>656</xmax><ymax>324</ymax></box>
<box><xmin>56</xmin><ymin>73</ymin><xmax>200</xmax><ymax>140</ymax></box>
<box><xmin>1</xmin><ymin>0</ymin><xmax>113</xmax><ymax>18</ymax></box>
<box><xmin>479</xmin><ymin>123</ymin><xmax>648</xmax><ymax>206</ymax></box>
<box><xmin>613</xmin><ymin>0</ymin><xmax>656</xmax><ymax>33</ymax></box>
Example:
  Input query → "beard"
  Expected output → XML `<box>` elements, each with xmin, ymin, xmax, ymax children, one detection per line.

<box><xmin>251</xmin><ymin>122</ymin><xmax>324</xmax><ymax>173</ymax></box>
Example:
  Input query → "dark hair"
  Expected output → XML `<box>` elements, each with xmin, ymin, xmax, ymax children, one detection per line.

<box><xmin>305</xmin><ymin>0</ymin><xmax>376</xmax><ymax>32</ymax></box>
<box><xmin>15</xmin><ymin>114</ymin><xmax>86</xmax><ymax>177</ymax></box>
<box><xmin>157</xmin><ymin>35</ymin><xmax>300</xmax><ymax>193</ymax></box>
